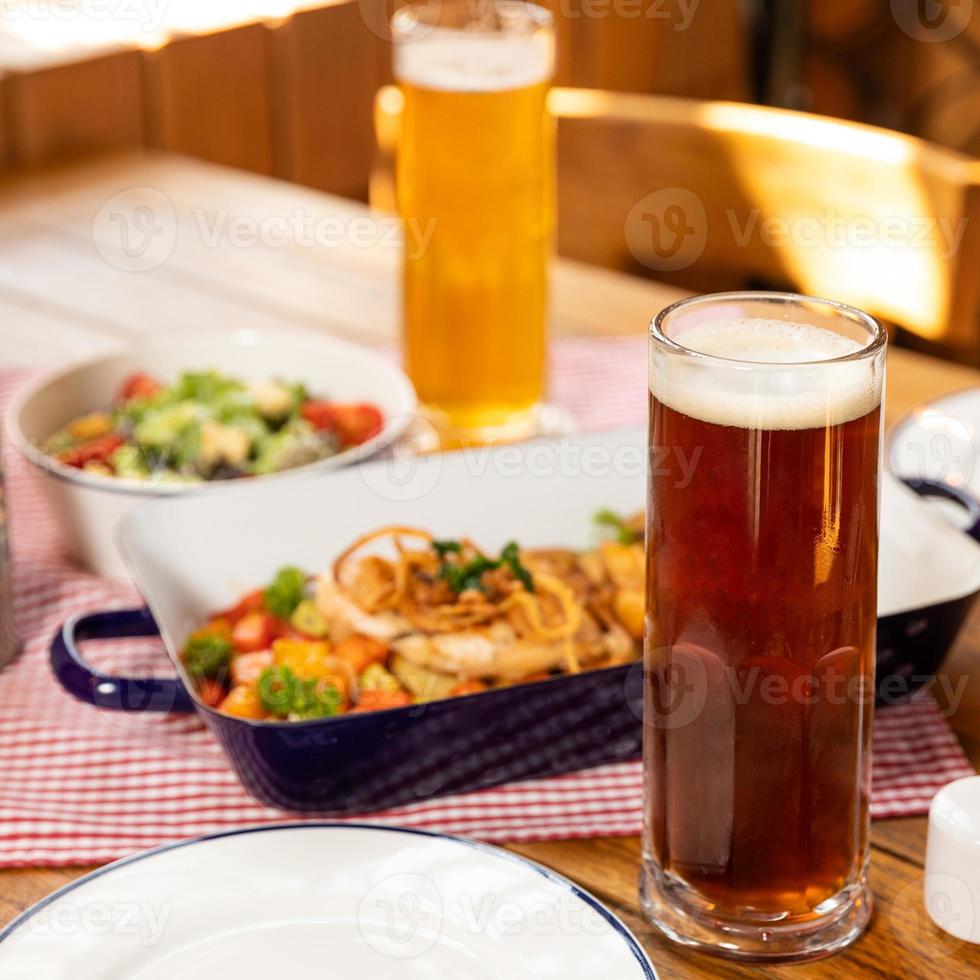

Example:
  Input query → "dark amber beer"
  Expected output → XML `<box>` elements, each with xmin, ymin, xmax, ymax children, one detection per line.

<box><xmin>641</xmin><ymin>294</ymin><xmax>886</xmax><ymax>962</ymax></box>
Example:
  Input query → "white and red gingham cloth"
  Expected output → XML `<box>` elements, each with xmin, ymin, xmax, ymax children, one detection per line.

<box><xmin>0</xmin><ymin>340</ymin><xmax>975</xmax><ymax>867</ymax></box>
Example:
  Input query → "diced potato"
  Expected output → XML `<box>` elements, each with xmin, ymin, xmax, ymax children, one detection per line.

<box><xmin>613</xmin><ymin>589</ymin><xmax>646</xmax><ymax>640</ymax></box>
<box><xmin>68</xmin><ymin>411</ymin><xmax>114</xmax><ymax>440</ymax></box>
<box><xmin>217</xmin><ymin>685</ymin><xmax>266</xmax><ymax>719</ymax></box>
<box><xmin>389</xmin><ymin>651</ymin><xmax>458</xmax><ymax>703</ymax></box>
<box><xmin>333</xmin><ymin>633</ymin><xmax>389</xmax><ymax>674</ymax></box>
<box><xmin>358</xmin><ymin>662</ymin><xmax>402</xmax><ymax>694</ymax></box>
<box><xmin>290</xmin><ymin>599</ymin><xmax>328</xmax><ymax>638</ymax></box>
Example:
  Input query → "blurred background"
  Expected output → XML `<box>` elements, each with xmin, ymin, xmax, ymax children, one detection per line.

<box><xmin>0</xmin><ymin>0</ymin><xmax>978</xmax><ymax>359</ymax></box>
<box><xmin>1</xmin><ymin>2</ymin><xmax>975</xmax><ymax>187</ymax></box>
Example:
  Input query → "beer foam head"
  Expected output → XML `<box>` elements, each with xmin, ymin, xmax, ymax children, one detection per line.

<box><xmin>650</xmin><ymin>317</ymin><xmax>882</xmax><ymax>430</ymax></box>
<box><xmin>393</xmin><ymin>25</ymin><xmax>553</xmax><ymax>92</ymax></box>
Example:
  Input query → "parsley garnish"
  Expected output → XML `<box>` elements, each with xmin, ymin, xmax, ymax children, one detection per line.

<box><xmin>432</xmin><ymin>539</ymin><xmax>463</xmax><ymax>558</ymax></box>
<box><xmin>435</xmin><ymin>540</ymin><xmax>534</xmax><ymax>594</ymax></box>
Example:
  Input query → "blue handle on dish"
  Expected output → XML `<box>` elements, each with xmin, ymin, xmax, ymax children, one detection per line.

<box><xmin>50</xmin><ymin>607</ymin><xmax>195</xmax><ymax>713</ymax></box>
<box><xmin>902</xmin><ymin>477</ymin><xmax>980</xmax><ymax>543</ymax></box>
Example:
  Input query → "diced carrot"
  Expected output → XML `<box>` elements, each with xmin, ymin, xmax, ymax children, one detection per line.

<box><xmin>232</xmin><ymin>612</ymin><xmax>278</xmax><ymax>653</ymax></box>
<box><xmin>196</xmin><ymin>677</ymin><xmax>227</xmax><ymax>707</ymax></box>
<box><xmin>217</xmin><ymin>685</ymin><xmax>266</xmax><ymax>719</ymax></box>
<box><xmin>350</xmin><ymin>689</ymin><xmax>413</xmax><ymax>713</ymax></box>
<box><xmin>450</xmin><ymin>680</ymin><xmax>488</xmax><ymax>697</ymax></box>
<box><xmin>333</xmin><ymin>634</ymin><xmax>389</xmax><ymax>675</ymax></box>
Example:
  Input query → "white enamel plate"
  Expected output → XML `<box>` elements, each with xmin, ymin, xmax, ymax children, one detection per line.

<box><xmin>0</xmin><ymin>824</ymin><xmax>657</xmax><ymax>979</ymax></box>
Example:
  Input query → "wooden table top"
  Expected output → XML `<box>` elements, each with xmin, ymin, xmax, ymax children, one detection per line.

<box><xmin>0</xmin><ymin>154</ymin><xmax>978</xmax><ymax>978</ymax></box>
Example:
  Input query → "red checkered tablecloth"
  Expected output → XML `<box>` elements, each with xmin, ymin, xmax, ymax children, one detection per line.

<box><xmin>0</xmin><ymin>341</ymin><xmax>973</xmax><ymax>866</ymax></box>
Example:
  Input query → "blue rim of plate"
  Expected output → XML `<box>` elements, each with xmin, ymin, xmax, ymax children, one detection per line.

<box><xmin>0</xmin><ymin>822</ymin><xmax>658</xmax><ymax>978</ymax></box>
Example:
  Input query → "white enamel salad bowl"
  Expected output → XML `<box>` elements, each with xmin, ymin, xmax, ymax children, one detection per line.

<box><xmin>6</xmin><ymin>329</ymin><xmax>416</xmax><ymax>579</ymax></box>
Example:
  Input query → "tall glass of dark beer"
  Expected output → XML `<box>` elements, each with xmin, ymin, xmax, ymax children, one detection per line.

<box><xmin>641</xmin><ymin>292</ymin><xmax>886</xmax><ymax>961</ymax></box>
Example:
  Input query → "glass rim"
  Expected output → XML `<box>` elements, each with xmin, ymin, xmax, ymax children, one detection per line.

<box><xmin>650</xmin><ymin>291</ymin><xmax>887</xmax><ymax>369</ymax></box>
<box><xmin>392</xmin><ymin>0</ymin><xmax>554</xmax><ymax>36</ymax></box>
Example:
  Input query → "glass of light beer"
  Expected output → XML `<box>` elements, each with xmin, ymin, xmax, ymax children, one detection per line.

<box><xmin>393</xmin><ymin>0</ymin><xmax>555</xmax><ymax>446</ymax></box>
<box><xmin>642</xmin><ymin>293</ymin><xmax>886</xmax><ymax>961</ymax></box>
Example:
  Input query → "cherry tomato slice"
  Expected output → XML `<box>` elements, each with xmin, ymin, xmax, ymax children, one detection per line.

<box><xmin>117</xmin><ymin>372</ymin><xmax>162</xmax><ymax>403</ymax></box>
<box><xmin>300</xmin><ymin>401</ymin><xmax>383</xmax><ymax>447</ymax></box>
<box><xmin>58</xmin><ymin>433</ymin><xmax>125</xmax><ymax>469</ymax></box>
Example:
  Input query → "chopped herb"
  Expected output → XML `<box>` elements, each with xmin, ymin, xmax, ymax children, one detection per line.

<box><xmin>257</xmin><ymin>665</ymin><xmax>342</xmax><ymax>719</ymax></box>
<box><xmin>594</xmin><ymin>508</ymin><xmax>638</xmax><ymax>545</ymax></box>
<box><xmin>501</xmin><ymin>541</ymin><xmax>535</xmax><ymax>592</ymax></box>
<box><xmin>439</xmin><ymin>554</ymin><xmax>497</xmax><ymax>594</ymax></box>
<box><xmin>438</xmin><ymin>541</ymin><xmax>534</xmax><ymax>594</ymax></box>
<box><xmin>432</xmin><ymin>539</ymin><xmax>463</xmax><ymax>558</ymax></box>
<box><xmin>263</xmin><ymin>566</ymin><xmax>308</xmax><ymax>619</ymax></box>
<box><xmin>182</xmin><ymin>633</ymin><xmax>232</xmax><ymax>678</ymax></box>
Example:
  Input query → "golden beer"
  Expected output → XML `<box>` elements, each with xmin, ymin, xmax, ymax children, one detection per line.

<box><xmin>394</xmin><ymin>1</ymin><xmax>554</xmax><ymax>440</ymax></box>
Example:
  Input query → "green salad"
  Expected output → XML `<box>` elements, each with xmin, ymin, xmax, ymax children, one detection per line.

<box><xmin>42</xmin><ymin>370</ymin><xmax>383</xmax><ymax>483</ymax></box>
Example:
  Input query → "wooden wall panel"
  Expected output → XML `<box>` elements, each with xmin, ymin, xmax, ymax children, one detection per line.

<box><xmin>592</xmin><ymin>0</ymin><xmax>749</xmax><ymax>99</ymax></box>
<box><xmin>2</xmin><ymin>51</ymin><xmax>143</xmax><ymax>168</ymax></box>
<box><xmin>143</xmin><ymin>24</ymin><xmax>273</xmax><ymax>174</ymax></box>
<box><xmin>269</xmin><ymin>0</ymin><xmax>387</xmax><ymax>199</ymax></box>
<box><xmin>0</xmin><ymin>0</ymin><xmax>754</xmax><ymax>190</ymax></box>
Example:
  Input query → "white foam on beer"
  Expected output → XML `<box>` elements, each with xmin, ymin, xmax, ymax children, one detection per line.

<box><xmin>394</xmin><ymin>27</ymin><xmax>553</xmax><ymax>93</ymax></box>
<box><xmin>651</xmin><ymin>317</ymin><xmax>881</xmax><ymax>430</ymax></box>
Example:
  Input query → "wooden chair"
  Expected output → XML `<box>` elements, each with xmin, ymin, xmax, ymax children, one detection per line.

<box><xmin>373</xmin><ymin>86</ymin><xmax>980</xmax><ymax>363</ymax></box>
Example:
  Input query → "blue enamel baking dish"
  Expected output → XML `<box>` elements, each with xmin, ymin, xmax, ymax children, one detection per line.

<box><xmin>51</xmin><ymin>430</ymin><xmax>980</xmax><ymax>814</ymax></box>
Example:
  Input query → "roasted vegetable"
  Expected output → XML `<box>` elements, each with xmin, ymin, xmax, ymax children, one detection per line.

<box><xmin>217</xmin><ymin>684</ymin><xmax>266</xmax><ymax>719</ymax></box>
<box><xmin>183</xmin><ymin>632</ymin><xmax>233</xmax><ymax>678</ymax></box>
<box><xmin>232</xmin><ymin>611</ymin><xmax>278</xmax><ymax>653</ymax></box>
<box><xmin>258</xmin><ymin>665</ymin><xmax>343</xmax><ymax>720</ymax></box>
<box><xmin>334</xmin><ymin>634</ymin><xmax>388</xmax><ymax>674</ymax></box>
<box><xmin>263</xmin><ymin>566</ymin><xmax>308</xmax><ymax>619</ymax></box>
<box><xmin>389</xmin><ymin>651</ymin><xmax>458</xmax><ymax>703</ymax></box>
<box><xmin>289</xmin><ymin>599</ymin><xmax>328</xmax><ymax>638</ymax></box>
<box><xmin>357</xmin><ymin>662</ymin><xmax>402</xmax><ymax>694</ymax></box>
